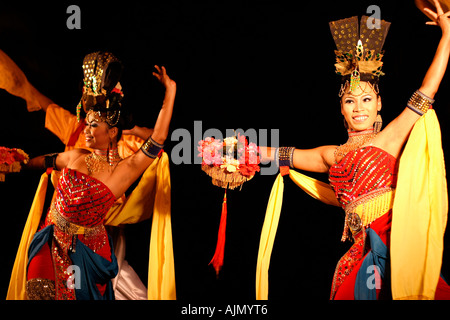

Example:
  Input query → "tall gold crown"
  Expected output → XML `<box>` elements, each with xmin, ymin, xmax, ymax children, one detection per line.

<box><xmin>76</xmin><ymin>52</ymin><xmax>124</xmax><ymax>125</ymax></box>
<box><xmin>329</xmin><ymin>16</ymin><xmax>391</xmax><ymax>93</ymax></box>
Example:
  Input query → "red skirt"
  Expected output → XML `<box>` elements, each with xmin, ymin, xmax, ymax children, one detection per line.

<box><xmin>332</xmin><ymin>210</ymin><xmax>450</xmax><ymax>300</ymax></box>
<box><xmin>26</xmin><ymin>227</ymin><xmax>112</xmax><ymax>300</ymax></box>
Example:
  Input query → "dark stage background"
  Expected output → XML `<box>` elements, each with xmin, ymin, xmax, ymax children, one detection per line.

<box><xmin>1</xmin><ymin>0</ymin><xmax>450</xmax><ymax>310</ymax></box>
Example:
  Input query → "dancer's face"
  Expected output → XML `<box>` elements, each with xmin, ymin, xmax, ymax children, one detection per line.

<box><xmin>84</xmin><ymin>111</ymin><xmax>116</xmax><ymax>149</ymax></box>
<box><xmin>340</xmin><ymin>82</ymin><xmax>382</xmax><ymax>131</ymax></box>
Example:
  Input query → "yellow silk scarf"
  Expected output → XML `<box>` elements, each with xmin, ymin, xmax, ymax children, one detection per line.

<box><xmin>6</xmin><ymin>170</ymin><xmax>52</xmax><ymax>300</ymax></box>
<box><xmin>391</xmin><ymin>109</ymin><xmax>448</xmax><ymax>300</ymax></box>
<box><xmin>6</xmin><ymin>152</ymin><xmax>176</xmax><ymax>300</ymax></box>
<box><xmin>256</xmin><ymin>170</ymin><xmax>339</xmax><ymax>300</ymax></box>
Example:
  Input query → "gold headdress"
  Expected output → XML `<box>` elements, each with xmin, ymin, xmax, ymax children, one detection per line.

<box><xmin>77</xmin><ymin>51</ymin><xmax>124</xmax><ymax>126</ymax></box>
<box><xmin>329</xmin><ymin>16</ymin><xmax>391</xmax><ymax>96</ymax></box>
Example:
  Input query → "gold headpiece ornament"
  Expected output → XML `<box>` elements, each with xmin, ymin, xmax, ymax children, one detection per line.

<box><xmin>329</xmin><ymin>16</ymin><xmax>391</xmax><ymax>96</ymax></box>
<box><xmin>82</xmin><ymin>52</ymin><xmax>121</xmax><ymax>98</ymax></box>
<box><xmin>76</xmin><ymin>52</ymin><xmax>124</xmax><ymax>126</ymax></box>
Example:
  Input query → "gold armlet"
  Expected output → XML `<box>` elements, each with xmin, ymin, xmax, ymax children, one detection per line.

<box><xmin>141</xmin><ymin>136</ymin><xmax>164</xmax><ymax>159</ymax></box>
<box><xmin>277</xmin><ymin>147</ymin><xmax>295</xmax><ymax>168</ymax></box>
<box><xmin>407</xmin><ymin>90</ymin><xmax>434</xmax><ymax>116</ymax></box>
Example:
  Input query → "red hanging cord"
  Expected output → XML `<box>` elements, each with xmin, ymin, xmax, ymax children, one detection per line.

<box><xmin>209</xmin><ymin>189</ymin><xmax>227</xmax><ymax>276</ymax></box>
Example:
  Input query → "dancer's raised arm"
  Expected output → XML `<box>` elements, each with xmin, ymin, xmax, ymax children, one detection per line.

<box><xmin>107</xmin><ymin>65</ymin><xmax>176</xmax><ymax>197</ymax></box>
<box><xmin>375</xmin><ymin>0</ymin><xmax>450</xmax><ymax>158</ymax></box>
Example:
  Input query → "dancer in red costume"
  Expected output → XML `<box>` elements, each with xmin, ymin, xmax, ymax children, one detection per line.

<box><xmin>0</xmin><ymin>50</ymin><xmax>169</xmax><ymax>300</ymax></box>
<box><xmin>258</xmin><ymin>0</ymin><xmax>450</xmax><ymax>300</ymax></box>
<box><xmin>20</xmin><ymin>62</ymin><xmax>176</xmax><ymax>300</ymax></box>
<box><xmin>2</xmin><ymin>51</ymin><xmax>175</xmax><ymax>300</ymax></box>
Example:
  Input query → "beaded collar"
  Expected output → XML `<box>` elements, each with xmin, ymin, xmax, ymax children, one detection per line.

<box><xmin>334</xmin><ymin>127</ymin><xmax>377</xmax><ymax>164</ymax></box>
<box><xmin>85</xmin><ymin>147</ymin><xmax>122</xmax><ymax>175</ymax></box>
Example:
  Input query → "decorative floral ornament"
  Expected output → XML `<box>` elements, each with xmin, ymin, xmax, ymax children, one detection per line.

<box><xmin>0</xmin><ymin>147</ymin><xmax>29</xmax><ymax>182</ymax></box>
<box><xmin>334</xmin><ymin>39</ymin><xmax>385</xmax><ymax>83</ymax></box>
<box><xmin>198</xmin><ymin>134</ymin><xmax>260</xmax><ymax>189</ymax></box>
<box><xmin>198</xmin><ymin>133</ymin><xmax>260</xmax><ymax>275</ymax></box>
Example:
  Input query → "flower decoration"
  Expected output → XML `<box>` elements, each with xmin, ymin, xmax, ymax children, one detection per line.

<box><xmin>198</xmin><ymin>133</ymin><xmax>260</xmax><ymax>276</ymax></box>
<box><xmin>198</xmin><ymin>134</ymin><xmax>260</xmax><ymax>190</ymax></box>
<box><xmin>0</xmin><ymin>147</ymin><xmax>29</xmax><ymax>182</ymax></box>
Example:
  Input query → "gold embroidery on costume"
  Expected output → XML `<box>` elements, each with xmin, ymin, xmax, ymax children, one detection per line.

<box><xmin>343</xmin><ymin>187</ymin><xmax>394</xmax><ymax>241</ymax></box>
<box><xmin>26</xmin><ymin>278</ymin><xmax>55</xmax><ymax>300</ymax></box>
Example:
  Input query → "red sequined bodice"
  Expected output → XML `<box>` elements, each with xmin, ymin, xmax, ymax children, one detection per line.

<box><xmin>44</xmin><ymin>168</ymin><xmax>116</xmax><ymax>300</ymax></box>
<box><xmin>329</xmin><ymin>146</ymin><xmax>397</xmax><ymax>208</ymax></box>
<box><xmin>55</xmin><ymin>168</ymin><xmax>116</xmax><ymax>226</ymax></box>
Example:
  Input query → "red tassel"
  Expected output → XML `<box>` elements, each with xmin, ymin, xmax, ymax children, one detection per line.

<box><xmin>209</xmin><ymin>189</ymin><xmax>227</xmax><ymax>277</ymax></box>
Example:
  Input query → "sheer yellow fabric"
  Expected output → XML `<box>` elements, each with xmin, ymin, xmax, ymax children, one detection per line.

<box><xmin>6</xmin><ymin>172</ymin><xmax>51</xmax><ymax>300</ymax></box>
<box><xmin>148</xmin><ymin>152</ymin><xmax>176</xmax><ymax>299</ymax></box>
<box><xmin>104</xmin><ymin>152</ymin><xmax>176</xmax><ymax>299</ymax></box>
<box><xmin>6</xmin><ymin>152</ymin><xmax>175</xmax><ymax>300</ymax></box>
<box><xmin>391</xmin><ymin>109</ymin><xmax>448</xmax><ymax>300</ymax></box>
<box><xmin>45</xmin><ymin>104</ymin><xmax>81</xmax><ymax>148</ymax></box>
<box><xmin>256</xmin><ymin>170</ymin><xmax>339</xmax><ymax>300</ymax></box>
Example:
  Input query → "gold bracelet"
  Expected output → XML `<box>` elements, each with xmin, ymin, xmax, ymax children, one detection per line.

<box><xmin>141</xmin><ymin>136</ymin><xmax>164</xmax><ymax>159</ymax></box>
<box><xmin>407</xmin><ymin>90</ymin><xmax>434</xmax><ymax>116</ymax></box>
<box><xmin>277</xmin><ymin>147</ymin><xmax>295</xmax><ymax>168</ymax></box>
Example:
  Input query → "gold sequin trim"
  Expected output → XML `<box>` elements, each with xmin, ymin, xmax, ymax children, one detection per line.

<box><xmin>26</xmin><ymin>278</ymin><xmax>55</xmax><ymax>300</ymax></box>
<box><xmin>342</xmin><ymin>187</ymin><xmax>395</xmax><ymax>241</ymax></box>
<box><xmin>50</xmin><ymin>202</ymin><xmax>107</xmax><ymax>253</ymax></box>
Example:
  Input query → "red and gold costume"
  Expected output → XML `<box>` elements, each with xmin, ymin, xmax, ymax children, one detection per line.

<box><xmin>27</xmin><ymin>168</ymin><xmax>117</xmax><ymax>300</ymax></box>
<box><xmin>8</xmin><ymin>151</ymin><xmax>175</xmax><ymax>300</ymax></box>
<box><xmin>5</xmin><ymin>51</ymin><xmax>176</xmax><ymax>300</ymax></box>
<box><xmin>329</xmin><ymin>143</ymin><xmax>396</xmax><ymax>299</ymax></box>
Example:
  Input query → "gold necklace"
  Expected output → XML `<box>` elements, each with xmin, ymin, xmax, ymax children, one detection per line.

<box><xmin>334</xmin><ymin>128</ymin><xmax>377</xmax><ymax>163</ymax></box>
<box><xmin>85</xmin><ymin>148</ymin><xmax>122</xmax><ymax>175</ymax></box>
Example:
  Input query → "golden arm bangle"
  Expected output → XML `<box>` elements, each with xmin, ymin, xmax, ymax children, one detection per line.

<box><xmin>277</xmin><ymin>147</ymin><xmax>295</xmax><ymax>168</ymax></box>
<box><xmin>141</xmin><ymin>136</ymin><xmax>164</xmax><ymax>159</ymax></box>
<box><xmin>407</xmin><ymin>90</ymin><xmax>434</xmax><ymax>116</ymax></box>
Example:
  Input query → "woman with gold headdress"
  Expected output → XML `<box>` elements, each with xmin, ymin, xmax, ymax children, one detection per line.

<box><xmin>257</xmin><ymin>0</ymin><xmax>450</xmax><ymax>300</ymax></box>
<box><xmin>3</xmin><ymin>51</ymin><xmax>176</xmax><ymax>300</ymax></box>
<box><xmin>6</xmin><ymin>59</ymin><xmax>176</xmax><ymax>300</ymax></box>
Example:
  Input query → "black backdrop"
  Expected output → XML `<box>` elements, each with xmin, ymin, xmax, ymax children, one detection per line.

<box><xmin>1</xmin><ymin>0</ymin><xmax>450</xmax><ymax>313</ymax></box>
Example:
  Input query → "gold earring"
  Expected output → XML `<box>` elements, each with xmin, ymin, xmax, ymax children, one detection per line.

<box><xmin>374</xmin><ymin>112</ymin><xmax>382</xmax><ymax>133</ymax></box>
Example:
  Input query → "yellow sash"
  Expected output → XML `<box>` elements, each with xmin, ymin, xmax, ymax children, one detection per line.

<box><xmin>255</xmin><ymin>170</ymin><xmax>339</xmax><ymax>300</ymax></box>
<box><xmin>391</xmin><ymin>110</ymin><xmax>448</xmax><ymax>300</ymax></box>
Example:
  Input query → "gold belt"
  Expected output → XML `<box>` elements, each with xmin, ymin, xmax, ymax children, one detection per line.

<box><xmin>342</xmin><ymin>187</ymin><xmax>395</xmax><ymax>241</ymax></box>
<box><xmin>50</xmin><ymin>202</ymin><xmax>105</xmax><ymax>238</ymax></box>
